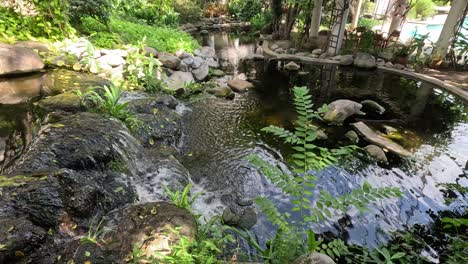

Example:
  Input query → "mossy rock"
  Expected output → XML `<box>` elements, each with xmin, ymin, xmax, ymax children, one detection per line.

<box><xmin>35</xmin><ymin>93</ymin><xmax>82</xmax><ymax>113</ymax></box>
<box><xmin>43</xmin><ymin>69</ymin><xmax>111</xmax><ymax>95</ymax></box>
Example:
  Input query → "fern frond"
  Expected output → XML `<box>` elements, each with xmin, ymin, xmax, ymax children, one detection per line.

<box><xmin>255</xmin><ymin>197</ymin><xmax>291</xmax><ymax>232</ymax></box>
<box><xmin>261</xmin><ymin>126</ymin><xmax>301</xmax><ymax>144</ymax></box>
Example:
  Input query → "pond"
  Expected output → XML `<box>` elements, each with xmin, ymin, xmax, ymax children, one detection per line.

<box><xmin>179</xmin><ymin>32</ymin><xmax>468</xmax><ymax>249</ymax></box>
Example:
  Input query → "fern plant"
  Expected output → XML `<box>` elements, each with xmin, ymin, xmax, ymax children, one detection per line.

<box><xmin>163</xmin><ymin>184</ymin><xmax>202</xmax><ymax>211</ymax></box>
<box><xmin>244</xmin><ymin>86</ymin><xmax>403</xmax><ymax>262</ymax></box>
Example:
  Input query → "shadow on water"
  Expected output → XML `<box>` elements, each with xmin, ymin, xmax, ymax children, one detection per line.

<box><xmin>180</xmin><ymin>32</ymin><xmax>468</xmax><ymax>249</ymax></box>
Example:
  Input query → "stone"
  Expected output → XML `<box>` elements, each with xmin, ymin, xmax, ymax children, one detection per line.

<box><xmin>361</xmin><ymin>100</ymin><xmax>385</xmax><ymax>115</ymax></box>
<box><xmin>206</xmin><ymin>86</ymin><xmax>235</xmax><ymax>99</ymax></box>
<box><xmin>102</xmin><ymin>202</ymin><xmax>197</xmax><ymax>260</ymax></box>
<box><xmin>0</xmin><ymin>43</ymin><xmax>45</xmax><ymax>76</ymax></box>
<box><xmin>0</xmin><ymin>73</ymin><xmax>44</xmax><ymax>105</ymax></box>
<box><xmin>285</xmin><ymin>61</ymin><xmax>301</xmax><ymax>71</ymax></box>
<box><xmin>393</xmin><ymin>63</ymin><xmax>405</xmax><ymax>70</ymax></box>
<box><xmin>385</xmin><ymin>62</ymin><xmax>393</xmax><ymax>67</ymax></box>
<box><xmin>159</xmin><ymin>54</ymin><xmax>181</xmax><ymax>70</ymax></box>
<box><xmin>228</xmin><ymin>79</ymin><xmax>254</xmax><ymax>93</ymax></box>
<box><xmin>109</xmin><ymin>65</ymin><xmax>124</xmax><ymax>80</ymax></box>
<box><xmin>364</xmin><ymin>145</ymin><xmax>388</xmax><ymax>164</ymax></box>
<box><xmin>378</xmin><ymin>51</ymin><xmax>394</xmax><ymax>61</ymax></box>
<box><xmin>345</xmin><ymin>130</ymin><xmax>359</xmax><ymax>143</ymax></box>
<box><xmin>353</xmin><ymin>52</ymin><xmax>376</xmax><ymax>69</ymax></box>
<box><xmin>14</xmin><ymin>40</ymin><xmax>49</xmax><ymax>53</ymax></box>
<box><xmin>182</xmin><ymin>56</ymin><xmax>194</xmax><ymax>67</ymax></box>
<box><xmin>312</xmin><ymin>48</ymin><xmax>322</xmax><ymax>55</ymax></box>
<box><xmin>144</xmin><ymin>46</ymin><xmax>159</xmax><ymax>57</ymax></box>
<box><xmin>287</xmin><ymin>48</ymin><xmax>298</xmax><ymax>54</ymax></box>
<box><xmin>376</xmin><ymin>58</ymin><xmax>385</xmax><ymax>66</ymax></box>
<box><xmin>270</xmin><ymin>44</ymin><xmax>279</xmax><ymax>50</ymax></box>
<box><xmin>352</xmin><ymin>122</ymin><xmax>412</xmax><ymax>157</ymax></box>
<box><xmin>177</xmin><ymin>61</ymin><xmax>190</xmax><ymax>72</ymax></box>
<box><xmin>339</xmin><ymin>55</ymin><xmax>354</xmax><ymax>66</ymax></box>
<box><xmin>164</xmin><ymin>71</ymin><xmax>195</xmax><ymax>90</ymax></box>
<box><xmin>51</xmin><ymin>54</ymin><xmax>79</xmax><ymax>68</ymax></box>
<box><xmin>273</xmin><ymin>40</ymin><xmax>292</xmax><ymax>49</ymax></box>
<box><xmin>293</xmin><ymin>252</ymin><xmax>336</xmax><ymax>264</ymax></box>
<box><xmin>192</xmin><ymin>57</ymin><xmax>204</xmax><ymax>69</ymax></box>
<box><xmin>319</xmin><ymin>53</ymin><xmax>328</xmax><ymax>59</ymax></box>
<box><xmin>330</xmin><ymin>55</ymin><xmax>342</xmax><ymax>61</ymax></box>
<box><xmin>36</xmin><ymin>93</ymin><xmax>82</xmax><ymax>112</ymax></box>
<box><xmin>43</xmin><ymin>69</ymin><xmax>111</xmax><ymax>95</ymax></box>
<box><xmin>100</xmin><ymin>49</ymin><xmax>128</xmax><ymax>58</ymax></box>
<box><xmin>192</xmin><ymin>62</ymin><xmax>209</xmax><ymax>81</ymax></box>
<box><xmin>296</xmin><ymin>52</ymin><xmax>311</xmax><ymax>57</ymax></box>
<box><xmin>237</xmin><ymin>197</ymin><xmax>254</xmax><ymax>206</ymax></box>
<box><xmin>206</xmin><ymin>58</ymin><xmax>219</xmax><ymax>68</ymax></box>
<box><xmin>200</xmin><ymin>29</ymin><xmax>209</xmax><ymax>35</ymax></box>
<box><xmin>222</xmin><ymin>207</ymin><xmax>240</xmax><ymax>226</ymax></box>
<box><xmin>323</xmin><ymin>100</ymin><xmax>365</xmax><ymax>125</ymax></box>
<box><xmin>222</xmin><ymin>207</ymin><xmax>257</xmax><ymax>229</ymax></box>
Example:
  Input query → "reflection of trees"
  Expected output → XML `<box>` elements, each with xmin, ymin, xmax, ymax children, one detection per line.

<box><xmin>0</xmin><ymin>106</ymin><xmax>34</xmax><ymax>173</ymax></box>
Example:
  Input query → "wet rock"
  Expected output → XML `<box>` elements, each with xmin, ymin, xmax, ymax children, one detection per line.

<box><xmin>323</xmin><ymin>100</ymin><xmax>364</xmax><ymax>125</ymax></box>
<box><xmin>361</xmin><ymin>100</ymin><xmax>385</xmax><ymax>115</ymax></box>
<box><xmin>132</xmin><ymin>110</ymin><xmax>182</xmax><ymax>147</ymax></box>
<box><xmin>339</xmin><ymin>55</ymin><xmax>354</xmax><ymax>66</ymax></box>
<box><xmin>0</xmin><ymin>73</ymin><xmax>44</xmax><ymax>104</ymax></box>
<box><xmin>222</xmin><ymin>207</ymin><xmax>257</xmax><ymax>229</ymax></box>
<box><xmin>345</xmin><ymin>130</ymin><xmax>359</xmax><ymax>143</ymax></box>
<box><xmin>0</xmin><ymin>43</ymin><xmax>45</xmax><ymax>76</ymax></box>
<box><xmin>293</xmin><ymin>252</ymin><xmax>336</xmax><ymax>264</ymax></box>
<box><xmin>237</xmin><ymin>197</ymin><xmax>253</xmax><ymax>206</ymax></box>
<box><xmin>353</xmin><ymin>52</ymin><xmax>376</xmax><ymax>69</ymax></box>
<box><xmin>50</xmin><ymin>54</ymin><xmax>79</xmax><ymax>68</ymax></box>
<box><xmin>127</xmin><ymin>95</ymin><xmax>179</xmax><ymax>112</ymax></box>
<box><xmin>164</xmin><ymin>71</ymin><xmax>195</xmax><ymax>90</ymax></box>
<box><xmin>192</xmin><ymin>62</ymin><xmax>209</xmax><ymax>81</ymax></box>
<box><xmin>35</xmin><ymin>93</ymin><xmax>82</xmax><ymax>112</ymax></box>
<box><xmin>97</xmin><ymin>54</ymin><xmax>125</xmax><ymax>67</ymax></box>
<box><xmin>159</xmin><ymin>54</ymin><xmax>181</xmax><ymax>70</ymax></box>
<box><xmin>228</xmin><ymin>79</ymin><xmax>254</xmax><ymax>93</ymax></box>
<box><xmin>14</xmin><ymin>41</ymin><xmax>49</xmax><ymax>53</ymax></box>
<box><xmin>352</xmin><ymin>122</ymin><xmax>411</xmax><ymax>157</ymax></box>
<box><xmin>103</xmin><ymin>202</ymin><xmax>197</xmax><ymax>260</ymax></box>
<box><xmin>144</xmin><ymin>46</ymin><xmax>159</xmax><ymax>57</ymax></box>
<box><xmin>285</xmin><ymin>61</ymin><xmax>301</xmax><ymax>71</ymax></box>
<box><xmin>43</xmin><ymin>69</ymin><xmax>111</xmax><ymax>95</ymax></box>
<box><xmin>0</xmin><ymin>214</ymin><xmax>47</xmax><ymax>263</ymax></box>
<box><xmin>6</xmin><ymin>112</ymin><xmax>142</xmax><ymax>174</ymax></box>
<box><xmin>207</xmin><ymin>86</ymin><xmax>235</xmax><ymax>99</ymax></box>
<box><xmin>364</xmin><ymin>145</ymin><xmax>388</xmax><ymax>164</ymax></box>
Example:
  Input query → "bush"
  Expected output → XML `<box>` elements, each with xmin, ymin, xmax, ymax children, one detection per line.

<box><xmin>80</xmin><ymin>17</ymin><xmax>199</xmax><ymax>53</ymax></box>
<box><xmin>250</xmin><ymin>12</ymin><xmax>272</xmax><ymax>31</ymax></box>
<box><xmin>228</xmin><ymin>0</ymin><xmax>263</xmax><ymax>21</ymax></box>
<box><xmin>172</xmin><ymin>0</ymin><xmax>203</xmax><ymax>23</ymax></box>
<box><xmin>88</xmin><ymin>32</ymin><xmax>123</xmax><ymax>49</ymax></box>
<box><xmin>112</xmin><ymin>0</ymin><xmax>179</xmax><ymax>26</ymax></box>
<box><xmin>68</xmin><ymin>0</ymin><xmax>112</xmax><ymax>29</ymax></box>
<box><xmin>408</xmin><ymin>0</ymin><xmax>435</xmax><ymax>19</ymax></box>
<box><xmin>357</xmin><ymin>18</ymin><xmax>381</xmax><ymax>29</ymax></box>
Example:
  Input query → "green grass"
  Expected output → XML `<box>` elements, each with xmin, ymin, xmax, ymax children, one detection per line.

<box><xmin>80</xmin><ymin>17</ymin><xmax>199</xmax><ymax>53</ymax></box>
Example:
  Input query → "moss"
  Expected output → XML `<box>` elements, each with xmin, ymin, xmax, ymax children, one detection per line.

<box><xmin>0</xmin><ymin>175</ymin><xmax>47</xmax><ymax>188</ymax></box>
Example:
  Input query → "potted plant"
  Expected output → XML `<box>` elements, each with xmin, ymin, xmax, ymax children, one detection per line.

<box><xmin>393</xmin><ymin>44</ymin><xmax>411</xmax><ymax>66</ymax></box>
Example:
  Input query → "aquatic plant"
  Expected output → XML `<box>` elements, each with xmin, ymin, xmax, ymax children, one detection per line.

<box><xmin>244</xmin><ymin>86</ymin><xmax>403</xmax><ymax>262</ymax></box>
<box><xmin>163</xmin><ymin>184</ymin><xmax>202</xmax><ymax>210</ymax></box>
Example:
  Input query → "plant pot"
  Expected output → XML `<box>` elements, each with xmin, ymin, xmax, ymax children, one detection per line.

<box><xmin>394</xmin><ymin>55</ymin><xmax>408</xmax><ymax>66</ymax></box>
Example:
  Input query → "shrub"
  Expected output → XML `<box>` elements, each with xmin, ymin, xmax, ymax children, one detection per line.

<box><xmin>112</xmin><ymin>0</ymin><xmax>179</xmax><ymax>26</ymax></box>
<box><xmin>408</xmin><ymin>0</ymin><xmax>435</xmax><ymax>19</ymax></box>
<box><xmin>88</xmin><ymin>32</ymin><xmax>123</xmax><ymax>49</ymax></box>
<box><xmin>357</xmin><ymin>18</ymin><xmax>381</xmax><ymax>29</ymax></box>
<box><xmin>80</xmin><ymin>17</ymin><xmax>199</xmax><ymax>53</ymax></box>
<box><xmin>172</xmin><ymin>0</ymin><xmax>203</xmax><ymax>23</ymax></box>
<box><xmin>228</xmin><ymin>0</ymin><xmax>263</xmax><ymax>21</ymax></box>
<box><xmin>68</xmin><ymin>0</ymin><xmax>112</xmax><ymax>29</ymax></box>
<box><xmin>250</xmin><ymin>11</ymin><xmax>272</xmax><ymax>31</ymax></box>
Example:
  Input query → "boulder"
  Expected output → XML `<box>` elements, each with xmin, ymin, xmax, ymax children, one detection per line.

<box><xmin>285</xmin><ymin>61</ymin><xmax>301</xmax><ymax>71</ymax></box>
<box><xmin>97</xmin><ymin>54</ymin><xmax>125</xmax><ymax>67</ymax></box>
<box><xmin>43</xmin><ymin>69</ymin><xmax>111</xmax><ymax>95</ymax></box>
<box><xmin>323</xmin><ymin>100</ymin><xmax>364</xmax><ymax>125</ymax></box>
<box><xmin>177</xmin><ymin>61</ymin><xmax>190</xmax><ymax>72</ymax></box>
<box><xmin>0</xmin><ymin>43</ymin><xmax>45</xmax><ymax>76</ymax></box>
<box><xmin>345</xmin><ymin>130</ymin><xmax>359</xmax><ymax>143</ymax></box>
<box><xmin>35</xmin><ymin>93</ymin><xmax>82</xmax><ymax>113</ymax></box>
<box><xmin>206</xmin><ymin>86</ymin><xmax>235</xmax><ymax>99</ymax></box>
<box><xmin>144</xmin><ymin>46</ymin><xmax>159</xmax><ymax>57</ymax></box>
<box><xmin>14</xmin><ymin>41</ymin><xmax>49</xmax><ymax>53</ymax></box>
<box><xmin>206</xmin><ymin>57</ymin><xmax>219</xmax><ymax>68</ymax></box>
<box><xmin>50</xmin><ymin>54</ymin><xmax>79</xmax><ymax>68</ymax></box>
<box><xmin>360</xmin><ymin>100</ymin><xmax>385</xmax><ymax>115</ymax></box>
<box><xmin>222</xmin><ymin>207</ymin><xmax>257</xmax><ymax>229</ymax></box>
<box><xmin>293</xmin><ymin>252</ymin><xmax>336</xmax><ymax>264</ymax></box>
<box><xmin>182</xmin><ymin>56</ymin><xmax>194</xmax><ymax>67</ymax></box>
<box><xmin>191</xmin><ymin>57</ymin><xmax>204</xmax><ymax>69</ymax></box>
<box><xmin>339</xmin><ymin>55</ymin><xmax>354</xmax><ymax>66</ymax></box>
<box><xmin>159</xmin><ymin>54</ymin><xmax>181</xmax><ymax>70</ymax></box>
<box><xmin>102</xmin><ymin>202</ymin><xmax>197</xmax><ymax>260</ymax></box>
<box><xmin>0</xmin><ymin>73</ymin><xmax>44</xmax><ymax>105</ymax></box>
<box><xmin>192</xmin><ymin>62</ymin><xmax>209</xmax><ymax>81</ymax></box>
<box><xmin>228</xmin><ymin>79</ymin><xmax>254</xmax><ymax>93</ymax></box>
<box><xmin>164</xmin><ymin>71</ymin><xmax>195</xmax><ymax>90</ymax></box>
<box><xmin>194</xmin><ymin>46</ymin><xmax>216</xmax><ymax>59</ymax></box>
<box><xmin>353</xmin><ymin>52</ymin><xmax>376</xmax><ymax>69</ymax></box>
<box><xmin>352</xmin><ymin>122</ymin><xmax>411</xmax><ymax>157</ymax></box>
<box><xmin>364</xmin><ymin>145</ymin><xmax>388</xmax><ymax>163</ymax></box>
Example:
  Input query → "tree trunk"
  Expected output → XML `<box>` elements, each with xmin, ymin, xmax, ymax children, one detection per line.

<box><xmin>310</xmin><ymin>0</ymin><xmax>323</xmax><ymax>38</ymax></box>
<box><xmin>271</xmin><ymin>0</ymin><xmax>283</xmax><ymax>34</ymax></box>
<box><xmin>327</xmin><ymin>0</ymin><xmax>350</xmax><ymax>55</ymax></box>
<box><xmin>386</xmin><ymin>0</ymin><xmax>410</xmax><ymax>34</ymax></box>
<box><xmin>351</xmin><ymin>0</ymin><xmax>364</xmax><ymax>29</ymax></box>
<box><xmin>432</xmin><ymin>0</ymin><xmax>468</xmax><ymax>59</ymax></box>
